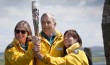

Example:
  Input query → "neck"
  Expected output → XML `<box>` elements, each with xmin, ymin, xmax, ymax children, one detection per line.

<box><xmin>20</xmin><ymin>40</ymin><xmax>26</xmax><ymax>45</ymax></box>
<box><xmin>47</xmin><ymin>33</ymin><xmax>53</xmax><ymax>38</ymax></box>
<box><xmin>42</xmin><ymin>31</ymin><xmax>55</xmax><ymax>38</ymax></box>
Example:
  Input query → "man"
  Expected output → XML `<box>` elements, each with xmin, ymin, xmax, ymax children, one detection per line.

<box><xmin>34</xmin><ymin>12</ymin><xmax>65</xmax><ymax>65</ymax></box>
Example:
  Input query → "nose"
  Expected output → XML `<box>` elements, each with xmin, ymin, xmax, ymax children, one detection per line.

<box><xmin>64</xmin><ymin>37</ymin><xmax>68</xmax><ymax>40</ymax></box>
<box><xmin>44</xmin><ymin>23</ymin><xmax>48</xmax><ymax>26</ymax></box>
<box><xmin>42</xmin><ymin>23</ymin><xmax>48</xmax><ymax>27</ymax></box>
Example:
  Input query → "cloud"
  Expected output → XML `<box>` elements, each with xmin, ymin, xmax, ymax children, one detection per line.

<box><xmin>0</xmin><ymin>0</ymin><xmax>30</xmax><ymax>6</ymax></box>
<box><xmin>0</xmin><ymin>0</ymin><xmax>105</xmax><ymax>52</ymax></box>
<box><xmin>80</xmin><ymin>0</ymin><xmax>86</xmax><ymax>6</ymax></box>
<box><xmin>85</xmin><ymin>0</ymin><xmax>104</xmax><ymax>7</ymax></box>
<box><xmin>39</xmin><ymin>0</ymin><xmax>104</xmax><ymax>7</ymax></box>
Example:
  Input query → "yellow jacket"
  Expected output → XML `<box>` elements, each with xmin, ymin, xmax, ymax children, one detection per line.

<box><xmin>35</xmin><ymin>30</ymin><xmax>65</xmax><ymax>65</ymax></box>
<box><xmin>4</xmin><ymin>38</ymin><xmax>34</xmax><ymax>65</ymax></box>
<box><xmin>42</xmin><ymin>43</ymin><xmax>89</xmax><ymax>65</ymax></box>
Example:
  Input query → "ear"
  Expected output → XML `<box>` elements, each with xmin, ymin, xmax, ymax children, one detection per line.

<box><xmin>75</xmin><ymin>38</ymin><xmax>78</xmax><ymax>42</ymax></box>
<box><xmin>54</xmin><ymin>23</ymin><xmax>56</xmax><ymax>26</ymax></box>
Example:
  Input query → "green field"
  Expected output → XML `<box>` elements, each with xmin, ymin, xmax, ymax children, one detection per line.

<box><xmin>0</xmin><ymin>60</ymin><xmax>4</xmax><ymax>65</ymax></box>
<box><xmin>92</xmin><ymin>56</ymin><xmax>106</xmax><ymax>62</ymax></box>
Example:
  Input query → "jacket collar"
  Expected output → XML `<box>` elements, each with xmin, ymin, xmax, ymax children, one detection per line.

<box><xmin>66</xmin><ymin>42</ymin><xmax>80</xmax><ymax>54</ymax></box>
<box><xmin>12</xmin><ymin>38</ymin><xmax>32</xmax><ymax>51</ymax></box>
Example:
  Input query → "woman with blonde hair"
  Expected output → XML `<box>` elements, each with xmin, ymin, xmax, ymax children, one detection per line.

<box><xmin>5</xmin><ymin>20</ymin><xmax>34</xmax><ymax>65</ymax></box>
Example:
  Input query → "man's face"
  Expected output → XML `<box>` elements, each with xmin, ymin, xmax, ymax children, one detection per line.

<box><xmin>41</xmin><ymin>15</ymin><xmax>55</xmax><ymax>36</ymax></box>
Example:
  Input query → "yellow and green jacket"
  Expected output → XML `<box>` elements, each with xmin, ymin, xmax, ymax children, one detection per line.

<box><xmin>42</xmin><ymin>43</ymin><xmax>89</xmax><ymax>65</ymax></box>
<box><xmin>35</xmin><ymin>30</ymin><xmax>65</xmax><ymax>65</ymax></box>
<box><xmin>4</xmin><ymin>38</ymin><xmax>34</xmax><ymax>65</ymax></box>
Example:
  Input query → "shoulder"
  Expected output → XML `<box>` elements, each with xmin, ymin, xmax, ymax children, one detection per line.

<box><xmin>73</xmin><ymin>49</ymin><xmax>79</xmax><ymax>54</ymax></box>
<box><xmin>73</xmin><ymin>49</ymin><xmax>85</xmax><ymax>54</ymax></box>
<box><xmin>55</xmin><ymin>30</ymin><xmax>63</xmax><ymax>37</ymax></box>
<box><xmin>6</xmin><ymin>44</ymin><xmax>14</xmax><ymax>50</ymax></box>
<box><xmin>28</xmin><ymin>41</ymin><xmax>34</xmax><ymax>47</ymax></box>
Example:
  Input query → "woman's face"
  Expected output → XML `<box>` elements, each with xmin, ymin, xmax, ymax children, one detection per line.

<box><xmin>64</xmin><ymin>33</ymin><xmax>77</xmax><ymax>48</ymax></box>
<box><xmin>15</xmin><ymin>26</ymin><xmax>28</xmax><ymax>44</ymax></box>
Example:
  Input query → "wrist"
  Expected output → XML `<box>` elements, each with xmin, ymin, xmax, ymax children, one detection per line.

<box><xmin>35</xmin><ymin>52</ymin><xmax>44</xmax><ymax>60</ymax></box>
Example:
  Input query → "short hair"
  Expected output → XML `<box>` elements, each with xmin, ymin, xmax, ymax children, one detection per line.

<box><xmin>41</xmin><ymin>12</ymin><xmax>56</xmax><ymax>25</ymax></box>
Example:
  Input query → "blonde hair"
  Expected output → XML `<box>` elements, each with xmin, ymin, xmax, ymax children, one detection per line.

<box><xmin>14</xmin><ymin>20</ymin><xmax>32</xmax><ymax>41</ymax></box>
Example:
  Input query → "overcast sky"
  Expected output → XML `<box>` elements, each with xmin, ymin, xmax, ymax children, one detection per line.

<box><xmin>0</xmin><ymin>0</ymin><xmax>105</xmax><ymax>52</ymax></box>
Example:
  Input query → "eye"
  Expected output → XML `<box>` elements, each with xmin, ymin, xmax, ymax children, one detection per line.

<box><xmin>47</xmin><ymin>21</ymin><xmax>51</xmax><ymax>24</ymax></box>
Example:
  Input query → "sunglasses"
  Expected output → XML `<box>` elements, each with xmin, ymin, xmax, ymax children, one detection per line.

<box><xmin>15</xmin><ymin>29</ymin><xmax>27</xmax><ymax>34</ymax></box>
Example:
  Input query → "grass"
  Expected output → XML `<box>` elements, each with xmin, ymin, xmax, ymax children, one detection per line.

<box><xmin>0</xmin><ymin>60</ymin><xmax>4</xmax><ymax>65</ymax></box>
<box><xmin>92</xmin><ymin>56</ymin><xmax>106</xmax><ymax>62</ymax></box>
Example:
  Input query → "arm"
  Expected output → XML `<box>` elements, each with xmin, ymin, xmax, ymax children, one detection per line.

<box><xmin>42</xmin><ymin>51</ymin><xmax>88</xmax><ymax>65</ymax></box>
<box><xmin>32</xmin><ymin>36</ymin><xmax>66</xmax><ymax>65</ymax></box>
<box><xmin>32</xmin><ymin>36</ymin><xmax>42</xmax><ymax>59</ymax></box>
<box><xmin>32</xmin><ymin>36</ymin><xmax>88</xmax><ymax>65</ymax></box>
<box><xmin>34</xmin><ymin>49</ymin><xmax>89</xmax><ymax>65</ymax></box>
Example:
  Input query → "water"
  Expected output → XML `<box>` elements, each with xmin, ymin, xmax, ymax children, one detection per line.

<box><xmin>0</xmin><ymin>52</ymin><xmax>4</xmax><ymax>56</ymax></box>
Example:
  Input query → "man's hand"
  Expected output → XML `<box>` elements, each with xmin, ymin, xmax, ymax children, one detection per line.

<box><xmin>32</xmin><ymin>36</ymin><xmax>44</xmax><ymax>59</ymax></box>
<box><xmin>32</xmin><ymin>36</ymin><xmax>41</xmax><ymax>53</ymax></box>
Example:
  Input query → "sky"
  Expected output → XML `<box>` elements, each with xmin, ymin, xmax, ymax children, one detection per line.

<box><xmin>0</xmin><ymin>0</ymin><xmax>105</xmax><ymax>52</ymax></box>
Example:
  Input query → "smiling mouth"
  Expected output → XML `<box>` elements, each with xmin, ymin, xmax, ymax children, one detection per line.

<box><xmin>43</xmin><ymin>28</ymin><xmax>50</xmax><ymax>30</ymax></box>
<box><xmin>44</xmin><ymin>28</ymin><xmax>49</xmax><ymax>29</ymax></box>
<box><xmin>18</xmin><ymin>35</ymin><xmax>24</xmax><ymax>38</ymax></box>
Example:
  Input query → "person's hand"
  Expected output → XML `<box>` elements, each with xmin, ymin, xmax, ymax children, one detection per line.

<box><xmin>32</xmin><ymin>36</ymin><xmax>44</xmax><ymax>60</ymax></box>
<box><xmin>32</xmin><ymin>36</ymin><xmax>41</xmax><ymax>53</ymax></box>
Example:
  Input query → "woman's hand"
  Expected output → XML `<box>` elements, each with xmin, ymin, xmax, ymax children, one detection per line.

<box><xmin>32</xmin><ymin>36</ymin><xmax>41</xmax><ymax>53</ymax></box>
<box><xmin>32</xmin><ymin>36</ymin><xmax>44</xmax><ymax>60</ymax></box>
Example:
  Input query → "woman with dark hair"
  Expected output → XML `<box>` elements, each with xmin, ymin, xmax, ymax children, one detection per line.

<box><xmin>4</xmin><ymin>20</ymin><xmax>34</xmax><ymax>65</ymax></box>
<box><xmin>32</xmin><ymin>29</ymin><xmax>89</xmax><ymax>65</ymax></box>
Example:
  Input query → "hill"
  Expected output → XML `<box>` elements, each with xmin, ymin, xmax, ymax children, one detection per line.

<box><xmin>90</xmin><ymin>46</ymin><xmax>105</xmax><ymax>57</ymax></box>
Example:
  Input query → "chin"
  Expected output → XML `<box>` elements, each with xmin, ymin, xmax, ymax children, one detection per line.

<box><xmin>65</xmin><ymin>46</ymin><xmax>69</xmax><ymax>48</ymax></box>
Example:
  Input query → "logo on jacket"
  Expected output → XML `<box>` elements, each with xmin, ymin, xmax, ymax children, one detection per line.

<box><xmin>57</xmin><ymin>47</ymin><xmax>63</xmax><ymax>50</ymax></box>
